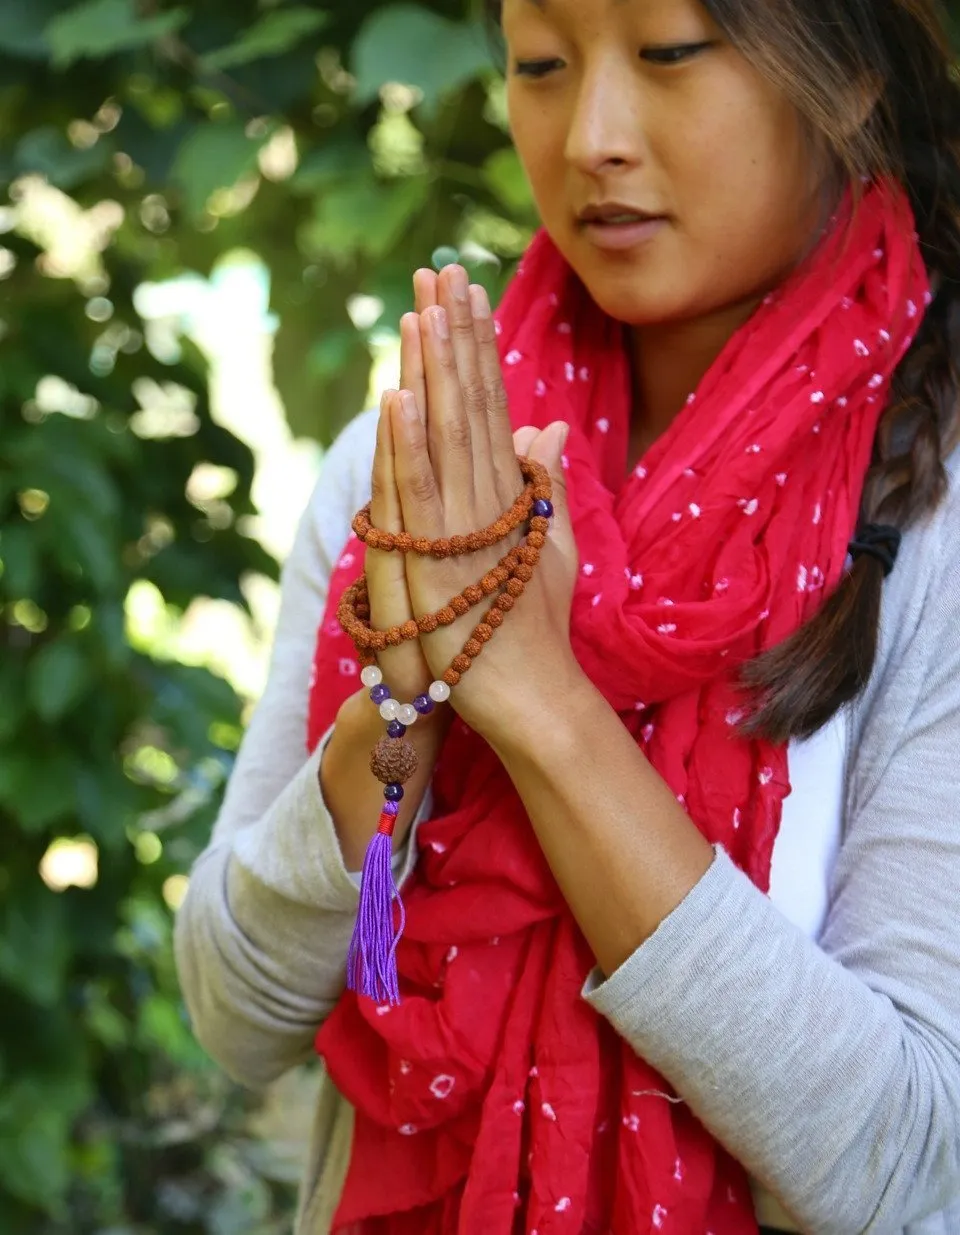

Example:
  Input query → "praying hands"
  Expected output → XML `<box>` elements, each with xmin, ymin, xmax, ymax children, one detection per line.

<box><xmin>365</xmin><ymin>264</ymin><xmax>581</xmax><ymax>739</ymax></box>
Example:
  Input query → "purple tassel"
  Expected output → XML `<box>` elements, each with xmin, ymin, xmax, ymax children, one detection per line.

<box><xmin>346</xmin><ymin>810</ymin><xmax>406</xmax><ymax>1005</ymax></box>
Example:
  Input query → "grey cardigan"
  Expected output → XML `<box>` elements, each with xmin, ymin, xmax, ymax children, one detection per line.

<box><xmin>175</xmin><ymin>409</ymin><xmax>960</xmax><ymax>1234</ymax></box>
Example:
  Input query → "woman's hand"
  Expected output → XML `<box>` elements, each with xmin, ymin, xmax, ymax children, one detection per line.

<box><xmin>385</xmin><ymin>263</ymin><xmax>582</xmax><ymax>737</ymax></box>
<box><xmin>364</xmin><ymin>271</ymin><xmax>443</xmax><ymax>706</ymax></box>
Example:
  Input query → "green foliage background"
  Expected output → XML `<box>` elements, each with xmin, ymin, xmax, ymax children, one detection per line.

<box><xmin>0</xmin><ymin>0</ymin><xmax>536</xmax><ymax>1230</ymax></box>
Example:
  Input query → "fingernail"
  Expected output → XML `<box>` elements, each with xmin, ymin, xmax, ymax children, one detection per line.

<box><xmin>430</xmin><ymin>307</ymin><xmax>449</xmax><ymax>340</ymax></box>
<box><xmin>449</xmin><ymin>266</ymin><xmax>468</xmax><ymax>301</ymax></box>
<box><xmin>400</xmin><ymin>391</ymin><xmax>419</xmax><ymax>423</ymax></box>
<box><xmin>469</xmin><ymin>285</ymin><xmax>491</xmax><ymax>319</ymax></box>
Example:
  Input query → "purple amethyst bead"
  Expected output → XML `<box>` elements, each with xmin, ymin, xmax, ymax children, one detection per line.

<box><xmin>370</xmin><ymin>684</ymin><xmax>391</xmax><ymax>705</ymax></box>
<box><xmin>532</xmin><ymin>498</ymin><xmax>554</xmax><ymax>519</ymax></box>
<box><xmin>383</xmin><ymin>799</ymin><xmax>400</xmax><ymax>816</ymax></box>
<box><xmin>387</xmin><ymin>719</ymin><xmax>407</xmax><ymax>739</ymax></box>
<box><xmin>413</xmin><ymin>693</ymin><xmax>435</xmax><ymax>716</ymax></box>
<box><xmin>383</xmin><ymin>783</ymin><xmax>404</xmax><ymax>802</ymax></box>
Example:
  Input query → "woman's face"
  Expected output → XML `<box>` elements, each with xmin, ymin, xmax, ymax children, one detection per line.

<box><xmin>501</xmin><ymin>0</ymin><xmax>829</xmax><ymax>327</ymax></box>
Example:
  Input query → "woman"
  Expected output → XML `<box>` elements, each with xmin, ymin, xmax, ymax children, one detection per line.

<box><xmin>175</xmin><ymin>0</ymin><xmax>960</xmax><ymax>1231</ymax></box>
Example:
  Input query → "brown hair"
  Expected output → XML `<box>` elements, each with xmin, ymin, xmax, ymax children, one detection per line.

<box><xmin>487</xmin><ymin>0</ymin><xmax>960</xmax><ymax>741</ymax></box>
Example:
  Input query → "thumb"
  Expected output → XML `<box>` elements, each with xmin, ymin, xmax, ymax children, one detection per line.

<box><xmin>532</xmin><ymin>419</ymin><xmax>569</xmax><ymax>484</ymax></box>
<box><xmin>527</xmin><ymin>420</ymin><xmax>572</xmax><ymax>530</ymax></box>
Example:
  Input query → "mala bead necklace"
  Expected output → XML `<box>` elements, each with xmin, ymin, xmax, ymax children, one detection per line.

<box><xmin>337</xmin><ymin>455</ymin><xmax>554</xmax><ymax>1004</ymax></box>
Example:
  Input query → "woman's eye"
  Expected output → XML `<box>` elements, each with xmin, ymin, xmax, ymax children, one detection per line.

<box><xmin>513</xmin><ymin>58</ymin><xmax>564</xmax><ymax>79</ymax></box>
<box><xmin>640</xmin><ymin>42</ymin><xmax>713</xmax><ymax>65</ymax></box>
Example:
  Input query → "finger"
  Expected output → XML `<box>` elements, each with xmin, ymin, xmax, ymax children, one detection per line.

<box><xmin>420</xmin><ymin>304</ymin><xmax>475</xmax><ymax>523</ymax></box>
<box><xmin>471</xmin><ymin>283</ymin><xmax>520</xmax><ymax>508</ymax></box>
<box><xmin>413</xmin><ymin>268</ymin><xmax>439</xmax><ymax>314</ymax></box>
<box><xmin>399</xmin><ymin>312</ymin><xmax>427</xmax><ymax>422</ymax></box>
<box><xmin>391</xmin><ymin>389</ymin><xmax>443</xmax><ymax>539</ymax></box>
<box><xmin>513</xmin><ymin>425</ymin><xmax>539</xmax><ymax>457</ymax></box>
<box><xmin>438</xmin><ymin>265</ymin><xmax>495</xmax><ymax>508</ymax></box>
<box><xmin>371</xmin><ymin>390</ymin><xmax>404</xmax><ymax>533</ymax></box>
<box><xmin>524</xmin><ymin>421</ymin><xmax>575</xmax><ymax>553</ymax></box>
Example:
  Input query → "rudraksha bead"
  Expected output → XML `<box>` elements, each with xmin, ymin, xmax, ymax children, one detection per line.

<box><xmin>370</xmin><ymin>736</ymin><xmax>419</xmax><ymax>786</ymax></box>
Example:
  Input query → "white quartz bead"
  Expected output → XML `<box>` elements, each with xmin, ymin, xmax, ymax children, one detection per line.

<box><xmin>428</xmin><ymin>680</ymin><xmax>451</xmax><ymax>703</ymax></box>
<box><xmin>397</xmin><ymin>703</ymin><xmax>418</xmax><ymax>726</ymax></box>
<box><xmin>361</xmin><ymin>665</ymin><xmax>383</xmax><ymax>687</ymax></box>
<box><xmin>379</xmin><ymin>699</ymin><xmax>400</xmax><ymax>721</ymax></box>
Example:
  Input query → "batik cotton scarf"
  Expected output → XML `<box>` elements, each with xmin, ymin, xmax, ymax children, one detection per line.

<box><xmin>307</xmin><ymin>179</ymin><xmax>928</xmax><ymax>1234</ymax></box>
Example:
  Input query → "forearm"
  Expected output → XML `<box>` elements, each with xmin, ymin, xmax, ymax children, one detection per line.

<box><xmin>321</xmin><ymin>687</ymin><xmax>450</xmax><ymax>870</ymax></box>
<box><xmin>487</xmin><ymin>664</ymin><xmax>713</xmax><ymax>976</ymax></box>
<box><xmin>177</xmin><ymin>732</ymin><xmax>432</xmax><ymax>1087</ymax></box>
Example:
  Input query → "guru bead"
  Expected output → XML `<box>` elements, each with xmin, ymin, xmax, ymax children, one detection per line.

<box><xmin>370</xmin><ymin>736</ymin><xmax>419</xmax><ymax>786</ymax></box>
<box><xmin>532</xmin><ymin>498</ymin><xmax>554</xmax><ymax>519</ymax></box>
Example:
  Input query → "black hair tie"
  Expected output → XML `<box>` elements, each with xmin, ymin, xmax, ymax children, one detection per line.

<box><xmin>848</xmin><ymin>523</ymin><xmax>902</xmax><ymax>577</ymax></box>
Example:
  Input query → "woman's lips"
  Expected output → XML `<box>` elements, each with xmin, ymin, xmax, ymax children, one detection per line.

<box><xmin>580</xmin><ymin>217</ymin><xmax>667</xmax><ymax>251</ymax></box>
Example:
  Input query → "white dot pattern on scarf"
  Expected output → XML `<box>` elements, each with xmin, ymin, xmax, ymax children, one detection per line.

<box><xmin>430</xmin><ymin>1074</ymin><xmax>455</xmax><ymax>1100</ymax></box>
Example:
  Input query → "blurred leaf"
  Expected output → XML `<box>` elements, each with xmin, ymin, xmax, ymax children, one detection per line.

<box><xmin>15</xmin><ymin>125</ymin><xmax>111</xmax><ymax>190</ymax></box>
<box><xmin>304</xmin><ymin>174</ymin><xmax>430</xmax><ymax>260</ymax></box>
<box><xmin>289</xmin><ymin>138</ymin><xmax>370</xmax><ymax>193</ymax></box>
<box><xmin>84</xmin><ymin>986</ymin><xmax>130</xmax><ymax>1049</ymax></box>
<box><xmin>0</xmin><ymin>523</ymin><xmax>41</xmax><ymax>598</ymax></box>
<box><xmin>483</xmin><ymin>146</ymin><xmax>536</xmax><ymax>215</ymax></box>
<box><xmin>0</xmin><ymin>1067</ymin><xmax>92</xmax><ymax>1211</ymax></box>
<box><xmin>171</xmin><ymin>121</ymin><xmax>269</xmax><ymax>217</ymax></box>
<box><xmin>0</xmin><ymin>750</ymin><xmax>76</xmax><ymax>832</ymax></box>
<box><xmin>45</xmin><ymin>0</ymin><xmax>190</xmax><ymax>67</ymax></box>
<box><xmin>202</xmin><ymin>7</ymin><xmax>330</xmax><ymax>70</ymax></box>
<box><xmin>28</xmin><ymin>640</ymin><xmax>93</xmax><ymax>722</ymax></box>
<box><xmin>52</xmin><ymin>508</ymin><xmax>120</xmax><ymax>593</ymax></box>
<box><xmin>0</xmin><ymin>885</ymin><xmax>70</xmax><ymax>1006</ymax></box>
<box><xmin>0</xmin><ymin>0</ymin><xmax>61</xmax><ymax>60</ymax></box>
<box><xmin>352</xmin><ymin>5</ymin><xmax>491</xmax><ymax>115</ymax></box>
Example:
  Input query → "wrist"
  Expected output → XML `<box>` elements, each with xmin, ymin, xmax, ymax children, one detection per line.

<box><xmin>481</xmin><ymin>654</ymin><xmax>600</xmax><ymax>763</ymax></box>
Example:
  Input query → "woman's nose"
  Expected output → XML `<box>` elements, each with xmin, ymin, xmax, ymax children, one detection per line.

<box><xmin>563</xmin><ymin>68</ymin><xmax>646</xmax><ymax>176</ymax></box>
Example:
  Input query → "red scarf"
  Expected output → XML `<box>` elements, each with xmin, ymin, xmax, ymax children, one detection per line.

<box><xmin>307</xmin><ymin>180</ymin><xmax>928</xmax><ymax>1234</ymax></box>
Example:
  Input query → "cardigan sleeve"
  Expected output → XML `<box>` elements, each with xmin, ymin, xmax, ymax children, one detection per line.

<box><xmin>583</xmin><ymin>507</ymin><xmax>960</xmax><ymax>1233</ymax></box>
<box><xmin>173</xmin><ymin>410</ymin><xmax>429</xmax><ymax>1089</ymax></box>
